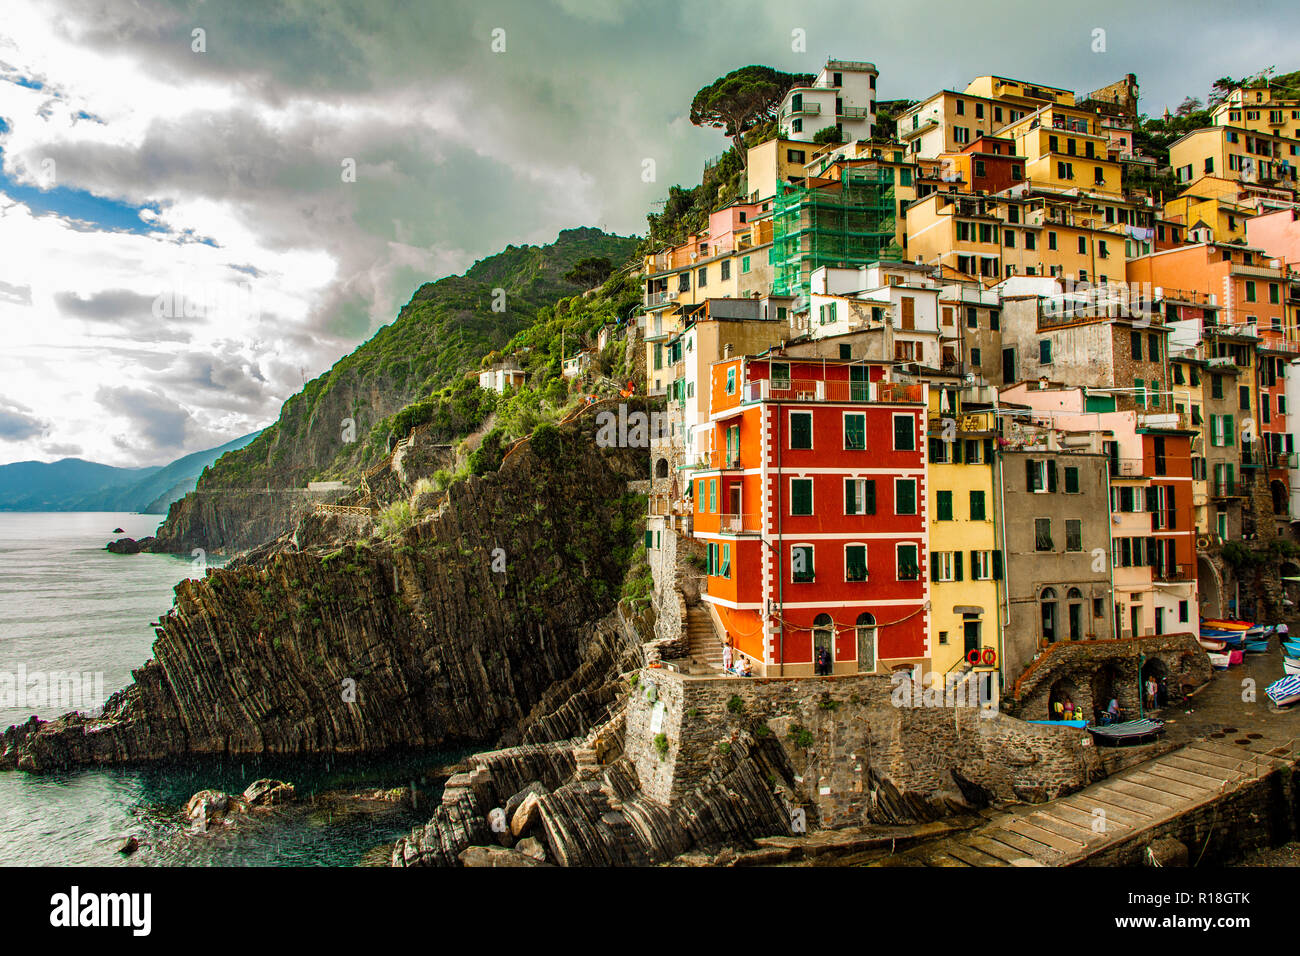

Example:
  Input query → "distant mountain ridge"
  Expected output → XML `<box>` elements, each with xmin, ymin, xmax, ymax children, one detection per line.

<box><xmin>0</xmin><ymin>431</ymin><xmax>262</xmax><ymax>513</ymax></box>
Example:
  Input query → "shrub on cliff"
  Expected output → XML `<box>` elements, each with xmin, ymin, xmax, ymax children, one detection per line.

<box><xmin>377</xmin><ymin>500</ymin><xmax>414</xmax><ymax>538</ymax></box>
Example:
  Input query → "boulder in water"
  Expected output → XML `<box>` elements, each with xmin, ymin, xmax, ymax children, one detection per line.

<box><xmin>242</xmin><ymin>779</ymin><xmax>295</xmax><ymax>808</ymax></box>
<box><xmin>117</xmin><ymin>835</ymin><xmax>140</xmax><ymax>856</ymax></box>
<box><xmin>112</xmin><ymin>527</ymin><xmax>125</xmax><ymax>534</ymax></box>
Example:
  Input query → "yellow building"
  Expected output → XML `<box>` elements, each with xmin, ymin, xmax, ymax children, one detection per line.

<box><xmin>745</xmin><ymin>138</ymin><xmax>820</xmax><ymax>202</ymax></box>
<box><xmin>925</xmin><ymin>393</ymin><xmax>1001</xmax><ymax>676</ymax></box>
<box><xmin>1168</xmin><ymin>352</ymin><xmax>1209</xmax><ymax>533</ymax></box>
<box><xmin>1169</xmin><ymin>126</ymin><xmax>1300</xmax><ymax>188</ymax></box>
<box><xmin>964</xmin><ymin>75</ymin><xmax>1074</xmax><ymax>110</ymax></box>
<box><xmin>1161</xmin><ymin>179</ymin><xmax>1253</xmax><ymax>245</ymax></box>
<box><xmin>905</xmin><ymin>192</ymin><xmax>1003</xmax><ymax>280</ymax></box>
<box><xmin>1212</xmin><ymin>85</ymin><xmax>1300</xmax><ymax>141</ymax></box>
<box><xmin>999</xmin><ymin>105</ymin><xmax>1123</xmax><ymax>197</ymax></box>
<box><xmin>897</xmin><ymin>90</ymin><xmax>1035</xmax><ymax>160</ymax></box>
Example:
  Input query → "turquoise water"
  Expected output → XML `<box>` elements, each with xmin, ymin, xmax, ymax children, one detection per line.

<box><xmin>0</xmin><ymin>513</ymin><xmax>451</xmax><ymax>866</ymax></box>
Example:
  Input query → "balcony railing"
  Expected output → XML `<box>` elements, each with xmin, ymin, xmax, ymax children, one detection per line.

<box><xmin>644</xmin><ymin>290</ymin><xmax>672</xmax><ymax>307</ymax></box>
<box><xmin>742</xmin><ymin>378</ymin><xmax>923</xmax><ymax>405</ymax></box>
<box><xmin>838</xmin><ymin>105</ymin><xmax>869</xmax><ymax>119</ymax></box>
<box><xmin>717</xmin><ymin>513</ymin><xmax>760</xmax><ymax>535</ymax></box>
<box><xmin>1154</xmin><ymin>564</ymin><xmax>1191</xmax><ymax>582</ymax></box>
<box><xmin>1212</xmin><ymin>482</ymin><xmax>1250</xmax><ymax>498</ymax></box>
<box><xmin>782</xmin><ymin>102</ymin><xmax>822</xmax><ymax>117</ymax></box>
<box><xmin>688</xmin><ymin>449</ymin><xmax>745</xmax><ymax>471</ymax></box>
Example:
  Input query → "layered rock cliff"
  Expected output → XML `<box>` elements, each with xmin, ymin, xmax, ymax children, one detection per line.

<box><xmin>1</xmin><ymin>417</ymin><xmax>647</xmax><ymax>771</ymax></box>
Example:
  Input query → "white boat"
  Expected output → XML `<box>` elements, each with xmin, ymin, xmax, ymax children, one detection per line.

<box><xmin>1207</xmin><ymin>652</ymin><xmax>1231</xmax><ymax>669</ymax></box>
<box><xmin>1284</xmin><ymin>656</ymin><xmax>1300</xmax><ymax>677</ymax></box>
<box><xmin>1199</xmin><ymin>637</ymin><xmax>1227</xmax><ymax>651</ymax></box>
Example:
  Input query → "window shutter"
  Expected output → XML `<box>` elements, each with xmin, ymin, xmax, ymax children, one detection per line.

<box><xmin>992</xmin><ymin>549</ymin><xmax>1003</xmax><ymax>580</ymax></box>
<box><xmin>951</xmin><ymin>438</ymin><xmax>962</xmax><ymax>463</ymax></box>
<box><xmin>1026</xmin><ymin>458</ymin><xmax>1036</xmax><ymax>490</ymax></box>
<box><xmin>970</xmin><ymin>550</ymin><xmax>980</xmax><ymax>577</ymax></box>
<box><xmin>864</xmin><ymin>480</ymin><xmax>876</xmax><ymax>515</ymax></box>
<box><xmin>984</xmin><ymin>438</ymin><xmax>994</xmax><ymax>463</ymax></box>
<box><xmin>845</xmin><ymin>479</ymin><xmax>858</xmax><ymax>515</ymax></box>
<box><xmin>931</xmin><ymin>550</ymin><xmax>940</xmax><ymax>581</ymax></box>
<box><xmin>1047</xmin><ymin>460</ymin><xmax>1058</xmax><ymax>492</ymax></box>
<box><xmin>1224</xmin><ymin>414</ymin><xmax>1234</xmax><ymax>445</ymax></box>
<box><xmin>954</xmin><ymin>550</ymin><xmax>964</xmax><ymax>581</ymax></box>
<box><xmin>937</xmin><ymin>491</ymin><xmax>953</xmax><ymax>521</ymax></box>
<box><xmin>1145</xmin><ymin>486</ymin><xmax>1158</xmax><ymax>513</ymax></box>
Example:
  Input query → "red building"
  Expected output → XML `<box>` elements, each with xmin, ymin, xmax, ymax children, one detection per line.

<box><xmin>960</xmin><ymin>134</ymin><xmax>1027</xmax><ymax>194</ymax></box>
<box><xmin>692</xmin><ymin>353</ymin><xmax>928</xmax><ymax>677</ymax></box>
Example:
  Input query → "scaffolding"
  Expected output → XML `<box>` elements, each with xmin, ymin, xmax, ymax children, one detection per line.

<box><xmin>768</xmin><ymin>166</ymin><xmax>902</xmax><ymax>297</ymax></box>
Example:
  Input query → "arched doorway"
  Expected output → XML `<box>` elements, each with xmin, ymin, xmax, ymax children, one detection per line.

<box><xmin>1197</xmin><ymin>554</ymin><xmax>1223</xmax><ymax>620</ymax></box>
<box><xmin>1040</xmin><ymin>587</ymin><xmax>1059</xmax><ymax>644</ymax></box>
<box><xmin>813</xmin><ymin>613</ymin><xmax>834</xmax><ymax>676</ymax></box>
<box><xmin>1066</xmin><ymin>588</ymin><xmax>1084</xmax><ymax>640</ymax></box>
<box><xmin>1272</xmin><ymin>480</ymin><xmax>1288</xmax><ymax>516</ymax></box>
<box><xmin>1141</xmin><ymin>657</ymin><xmax>1169</xmax><ymax>711</ymax></box>
<box><xmin>1047</xmin><ymin>676</ymin><xmax>1081</xmax><ymax>721</ymax></box>
<box><xmin>855</xmin><ymin>613</ymin><xmax>876</xmax><ymax>673</ymax></box>
<box><xmin>1090</xmin><ymin>663</ymin><xmax>1123</xmax><ymax>723</ymax></box>
<box><xmin>654</xmin><ymin>457</ymin><xmax>669</xmax><ymax>479</ymax></box>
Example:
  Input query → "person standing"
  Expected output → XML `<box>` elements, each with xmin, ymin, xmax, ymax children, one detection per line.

<box><xmin>721</xmin><ymin>642</ymin><xmax>733</xmax><ymax>674</ymax></box>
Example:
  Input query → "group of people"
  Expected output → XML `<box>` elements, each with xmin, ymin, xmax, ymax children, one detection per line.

<box><xmin>1051</xmin><ymin>696</ymin><xmax>1126</xmax><ymax>724</ymax></box>
<box><xmin>720</xmin><ymin>643</ymin><xmax>752</xmax><ymax>676</ymax></box>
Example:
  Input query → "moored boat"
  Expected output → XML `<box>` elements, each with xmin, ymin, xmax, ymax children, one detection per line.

<box><xmin>1199</xmin><ymin>637</ymin><xmax>1227</xmax><ymax>651</ymax></box>
<box><xmin>1285</xmin><ymin>656</ymin><xmax>1300</xmax><ymax>677</ymax></box>
<box><xmin>1086</xmin><ymin>718</ymin><xmax>1165</xmax><ymax>746</ymax></box>
<box><xmin>1266</xmin><ymin>675</ymin><xmax>1300</xmax><ymax>708</ymax></box>
<box><xmin>1208</xmin><ymin>652</ymin><xmax>1231</xmax><ymax>669</ymax></box>
<box><xmin>1245</xmin><ymin>637</ymin><xmax>1271</xmax><ymax>653</ymax></box>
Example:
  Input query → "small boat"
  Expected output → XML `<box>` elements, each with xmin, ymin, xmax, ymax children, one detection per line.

<box><xmin>1198</xmin><ymin>637</ymin><xmax>1227</xmax><ymax>652</ymax></box>
<box><xmin>1208</xmin><ymin>652</ymin><xmax>1232</xmax><ymax>669</ymax></box>
<box><xmin>1283</xmin><ymin>640</ymin><xmax>1300</xmax><ymax>657</ymax></box>
<box><xmin>1087</xmin><ymin>718</ymin><xmax>1165</xmax><ymax>746</ymax></box>
<box><xmin>1285</xmin><ymin>656</ymin><xmax>1300</xmax><ymax>677</ymax></box>
<box><xmin>1028</xmin><ymin>719</ymin><xmax>1087</xmax><ymax>728</ymax></box>
<box><xmin>1266</xmin><ymin>675</ymin><xmax>1300</xmax><ymax>708</ymax></box>
<box><xmin>1202</xmin><ymin>618</ymin><xmax>1254</xmax><ymax>631</ymax></box>
<box><xmin>1245</xmin><ymin>637</ymin><xmax>1271</xmax><ymax>654</ymax></box>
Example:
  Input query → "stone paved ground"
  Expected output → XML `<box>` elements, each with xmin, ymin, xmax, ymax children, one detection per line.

<box><xmin>868</xmin><ymin>634</ymin><xmax>1300</xmax><ymax>867</ymax></box>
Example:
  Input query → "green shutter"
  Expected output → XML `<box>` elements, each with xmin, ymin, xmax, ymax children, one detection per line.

<box><xmin>709</xmin><ymin>479</ymin><xmax>717</xmax><ymax>513</ymax></box>
<box><xmin>1064</xmin><ymin>466</ymin><xmax>1079</xmax><ymax>494</ymax></box>
<box><xmin>937</xmin><ymin>490</ymin><xmax>953</xmax><ymax>521</ymax></box>
<box><xmin>791</xmin><ymin>413</ymin><xmax>812</xmax><ymax>449</ymax></box>
<box><xmin>954</xmin><ymin>551</ymin><xmax>963</xmax><ymax>581</ymax></box>
<box><xmin>1026</xmin><ymin>458</ymin><xmax>1038</xmax><ymax>491</ymax></box>
<box><xmin>897</xmin><ymin>480</ymin><xmax>915</xmax><ymax>515</ymax></box>
<box><xmin>645</xmin><ymin>531</ymin><xmax>653</xmax><ymax>550</ymax></box>
<box><xmin>845</xmin><ymin>479</ymin><xmax>859</xmax><ymax>515</ymax></box>
<box><xmin>792</xmin><ymin>479</ymin><xmax>812</xmax><ymax>515</ymax></box>
<box><xmin>930</xmin><ymin>550</ymin><xmax>940</xmax><ymax>581</ymax></box>
<box><xmin>846</xmin><ymin>545</ymin><xmax>867</xmax><ymax>582</ymax></box>
<box><xmin>1047</xmin><ymin>460</ymin><xmax>1058</xmax><ymax>492</ymax></box>
<box><xmin>845</xmin><ymin>414</ymin><xmax>865</xmax><ymax>449</ymax></box>
<box><xmin>1224</xmin><ymin>414</ymin><xmax>1234</xmax><ymax>444</ymax></box>
<box><xmin>970</xmin><ymin>490</ymin><xmax>986</xmax><ymax>521</ymax></box>
<box><xmin>992</xmin><ymin>549</ymin><xmax>1003</xmax><ymax>580</ymax></box>
<box><xmin>864</xmin><ymin>480</ymin><xmax>876</xmax><ymax>515</ymax></box>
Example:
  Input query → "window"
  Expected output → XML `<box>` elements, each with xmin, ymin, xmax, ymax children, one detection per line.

<box><xmin>971</xmin><ymin>347</ymin><xmax>982</xmax><ymax>366</ymax></box>
<box><xmin>972</xmin><ymin>550</ymin><xmax>992</xmax><ymax>580</ymax></box>
<box><xmin>1004</xmin><ymin>230</ymin><xmax>1016</xmax><ymax>248</ymax></box>
<box><xmin>844</xmin><ymin>412</ymin><xmax>866</xmax><ymax>450</ymax></box>
<box><xmin>790</xmin><ymin>478</ymin><xmax>813</xmax><ymax>516</ymax></box>
<box><xmin>790</xmin><ymin>411</ymin><xmax>812</xmax><ymax>449</ymax></box>
<box><xmin>845</xmin><ymin>478</ymin><xmax>876</xmax><ymax>515</ymax></box>
<box><xmin>936</xmin><ymin>490</ymin><xmax>953</xmax><ymax>521</ymax></box>
<box><xmin>1065</xmin><ymin>519</ymin><xmax>1082</xmax><ymax>552</ymax></box>
<box><xmin>1039</xmin><ymin>339</ymin><xmax>1052</xmax><ymax>364</ymax></box>
<box><xmin>1211</xmin><ymin>375</ymin><xmax>1223</xmax><ymax>400</ymax></box>
<box><xmin>697</xmin><ymin>266</ymin><xmax>707</xmax><ymax>286</ymax></box>
<box><xmin>845</xmin><ymin>545</ymin><xmax>868</xmax><ymax>582</ymax></box>
<box><xmin>720</xmin><ymin>259</ymin><xmax>731</xmax><ymax>281</ymax></box>
<box><xmin>791</xmin><ymin>545</ymin><xmax>814</xmax><ymax>583</ymax></box>
<box><xmin>1245</xmin><ymin>281</ymin><xmax>1257</xmax><ymax>303</ymax></box>
<box><xmin>1025</xmin><ymin>232</ymin><xmax>1036</xmax><ymax>251</ymax></box>
<box><xmin>726</xmin><ymin>366</ymin><xmax>736</xmax><ymax>395</ymax></box>
<box><xmin>1064</xmin><ymin>466</ymin><xmax>1080</xmax><ymax>494</ymax></box>
<box><xmin>770</xmin><ymin>361</ymin><xmax>790</xmax><ymax>390</ymax></box>
<box><xmin>1239</xmin><ymin>385</ymin><xmax>1250</xmax><ymax>410</ymax></box>
<box><xmin>970</xmin><ymin>489</ymin><xmax>986</xmax><ymax>521</ymax></box>
<box><xmin>933</xmin><ymin>551</ymin><xmax>956</xmax><ymax>582</ymax></box>
<box><xmin>709</xmin><ymin>479</ymin><xmax>717</xmax><ymax>513</ymax></box>
<box><xmin>895</xmin><ymin>478</ymin><xmax>917</xmax><ymax>515</ymax></box>
<box><xmin>896</xmin><ymin>544</ymin><xmax>919</xmax><ymax>581</ymax></box>
<box><xmin>741</xmin><ymin>255</ymin><xmax>751</xmax><ymax>273</ymax></box>
<box><xmin>1048</xmin><ymin>231</ymin><xmax>1057</xmax><ymax>250</ymax></box>
<box><xmin>893</xmin><ymin>414</ymin><xmax>914</xmax><ymax>450</ymax></box>
<box><xmin>1026</xmin><ymin>458</ymin><xmax>1050</xmax><ymax>492</ymax></box>
<box><xmin>967</xmin><ymin>307</ymin><xmax>978</xmax><ymax>329</ymax></box>
<box><xmin>1035</xmin><ymin>517</ymin><xmax>1053</xmax><ymax>551</ymax></box>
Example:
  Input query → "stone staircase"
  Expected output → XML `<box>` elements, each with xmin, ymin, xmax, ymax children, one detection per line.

<box><xmin>685</xmin><ymin>604</ymin><xmax>723</xmax><ymax>674</ymax></box>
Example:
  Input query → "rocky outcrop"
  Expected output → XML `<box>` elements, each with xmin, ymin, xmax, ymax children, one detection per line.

<box><xmin>1</xmin><ymin>422</ymin><xmax>647</xmax><ymax>771</ymax></box>
<box><xmin>106</xmin><ymin>536</ymin><xmax>157</xmax><ymax>554</ymax></box>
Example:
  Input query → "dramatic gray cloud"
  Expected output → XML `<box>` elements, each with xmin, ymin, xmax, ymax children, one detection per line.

<box><xmin>2</xmin><ymin>0</ymin><xmax>1299</xmax><ymax>466</ymax></box>
<box><xmin>95</xmin><ymin>384</ymin><xmax>194</xmax><ymax>452</ymax></box>
<box><xmin>0</xmin><ymin>395</ymin><xmax>49</xmax><ymax>441</ymax></box>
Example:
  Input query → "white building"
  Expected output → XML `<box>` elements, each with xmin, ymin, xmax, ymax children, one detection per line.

<box><xmin>478</xmin><ymin>364</ymin><xmax>527</xmax><ymax>393</ymax></box>
<box><xmin>778</xmin><ymin>59</ymin><xmax>877</xmax><ymax>144</ymax></box>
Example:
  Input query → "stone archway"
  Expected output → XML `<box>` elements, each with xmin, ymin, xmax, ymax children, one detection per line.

<box><xmin>1141</xmin><ymin>657</ymin><xmax>1169</xmax><ymax>711</ymax></box>
<box><xmin>654</xmin><ymin>457</ymin><xmax>669</xmax><ymax>479</ymax></box>
<box><xmin>1090</xmin><ymin>662</ymin><xmax>1124</xmax><ymax>723</ymax></box>
<box><xmin>1272</xmin><ymin>480</ymin><xmax>1288</xmax><ymax>516</ymax></box>
<box><xmin>1047</xmin><ymin>676</ymin><xmax>1081</xmax><ymax>721</ymax></box>
<box><xmin>1197</xmin><ymin>554</ymin><xmax>1223</xmax><ymax>619</ymax></box>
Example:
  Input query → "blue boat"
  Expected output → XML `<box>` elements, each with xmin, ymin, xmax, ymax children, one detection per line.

<box><xmin>1283</xmin><ymin>639</ymin><xmax>1300</xmax><ymax>657</ymax></box>
<box><xmin>1267</xmin><ymin>675</ymin><xmax>1300</xmax><ymax>707</ymax></box>
<box><xmin>1028</xmin><ymin>719</ymin><xmax>1087</xmax><ymax>728</ymax></box>
<box><xmin>1245</xmin><ymin>638</ymin><xmax>1271</xmax><ymax>653</ymax></box>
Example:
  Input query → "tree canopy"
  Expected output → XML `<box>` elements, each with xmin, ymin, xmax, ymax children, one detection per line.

<box><xmin>563</xmin><ymin>256</ymin><xmax>614</xmax><ymax>288</ymax></box>
<box><xmin>690</xmin><ymin>65</ymin><xmax>813</xmax><ymax>166</ymax></box>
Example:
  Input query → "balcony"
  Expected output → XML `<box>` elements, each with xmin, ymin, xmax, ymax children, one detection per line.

<box><xmin>644</xmin><ymin>290</ymin><xmax>673</xmax><ymax>308</ymax></box>
<box><xmin>1212</xmin><ymin>482</ymin><xmax>1249</xmax><ymax>498</ymax></box>
<box><xmin>782</xmin><ymin>102</ymin><xmax>822</xmax><ymax>118</ymax></box>
<box><xmin>717</xmin><ymin>513</ymin><xmax>761</xmax><ymax>536</ymax></box>
<box><xmin>688</xmin><ymin>449</ymin><xmax>745</xmax><ymax>472</ymax></box>
<box><xmin>838</xmin><ymin>105</ymin><xmax>869</xmax><ymax>120</ymax></box>
<box><xmin>742</xmin><ymin>378</ymin><xmax>923</xmax><ymax>405</ymax></box>
<box><xmin>1154</xmin><ymin>564</ymin><xmax>1191</xmax><ymax>582</ymax></box>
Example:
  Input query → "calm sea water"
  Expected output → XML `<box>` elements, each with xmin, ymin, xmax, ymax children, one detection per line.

<box><xmin>0</xmin><ymin>513</ymin><xmax>453</xmax><ymax>866</ymax></box>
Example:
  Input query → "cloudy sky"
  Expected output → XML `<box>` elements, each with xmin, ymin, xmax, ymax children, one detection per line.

<box><xmin>1</xmin><ymin>0</ymin><xmax>1297</xmax><ymax>466</ymax></box>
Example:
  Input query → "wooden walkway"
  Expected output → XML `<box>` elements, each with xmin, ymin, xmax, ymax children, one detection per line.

<box><xmin>882</xmin><ymin>733</ymin><xmax>1297</xmax><ymax>867</ymax></box>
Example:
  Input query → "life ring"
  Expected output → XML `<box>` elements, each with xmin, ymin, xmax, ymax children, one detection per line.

<box><xmin>966</xmin><ymin>648</ymin><xmax>981</xmax><ymax>665</ymax></box>
<box><xmin>981</xmin><ymin>647</ymin><xmax>997</xmax><ymax>667</ymax></box>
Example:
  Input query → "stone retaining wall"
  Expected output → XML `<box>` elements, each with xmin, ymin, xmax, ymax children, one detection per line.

<box><xmin>626</xmin><ymin>669</ymin><xmax>1103</xmax><ymax>828</ymax></box>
